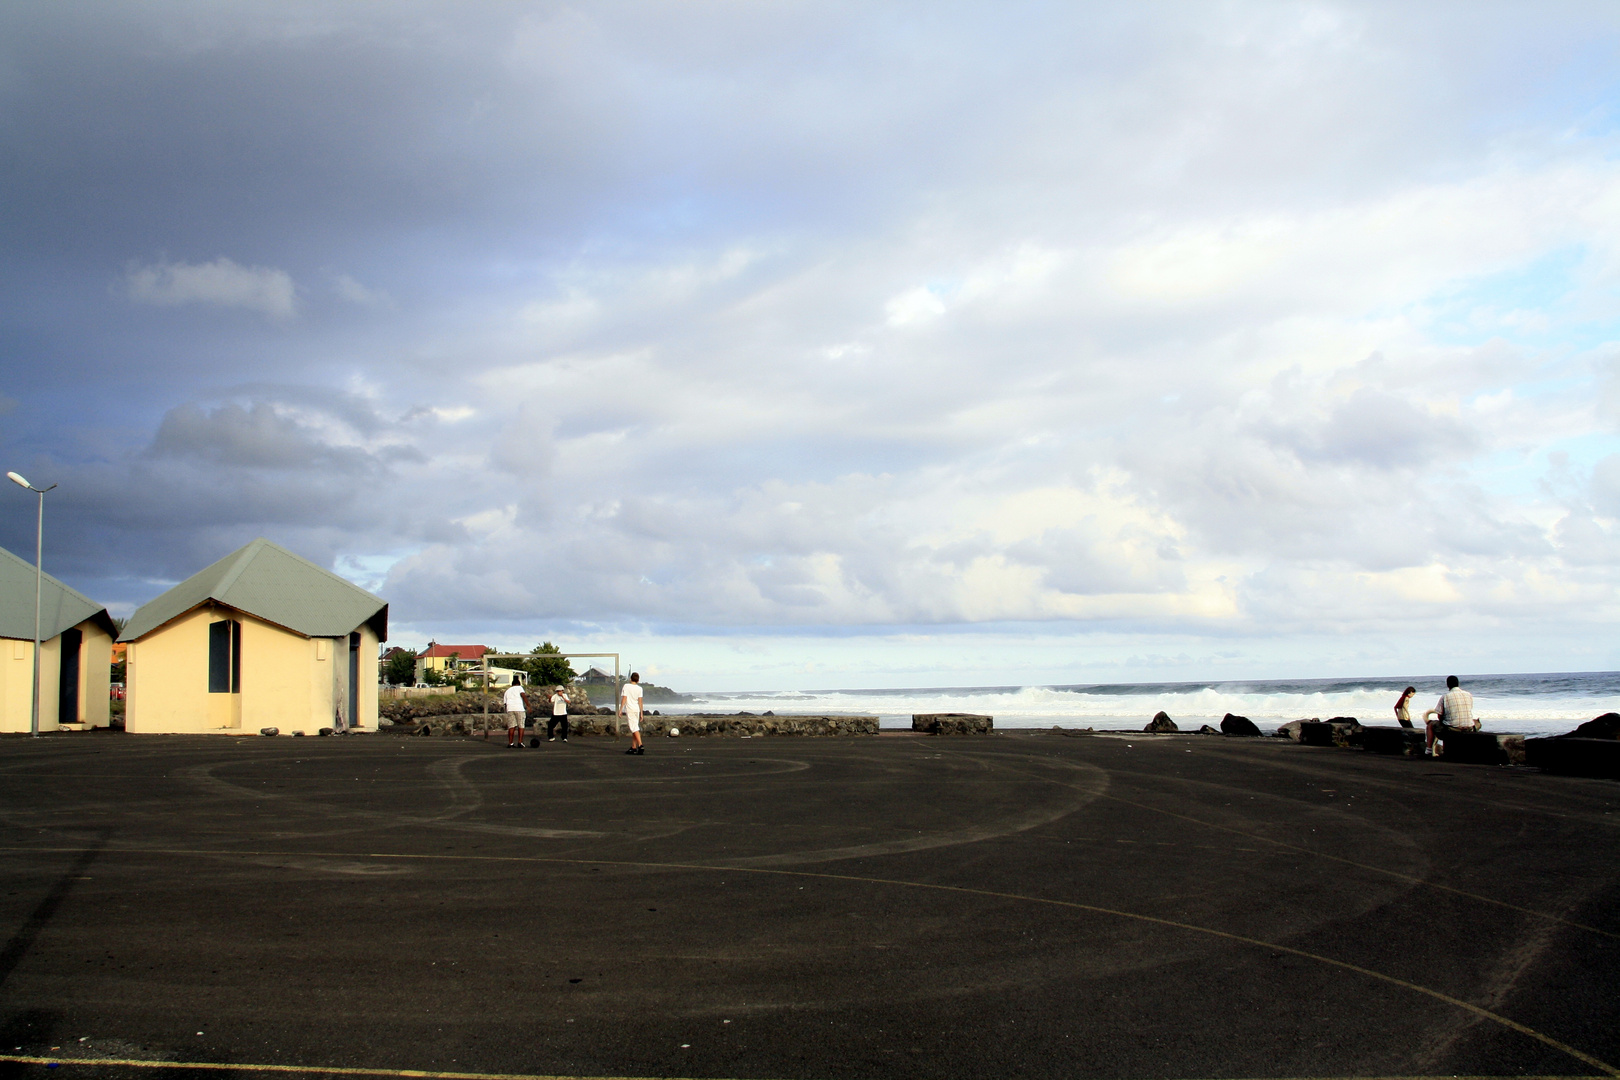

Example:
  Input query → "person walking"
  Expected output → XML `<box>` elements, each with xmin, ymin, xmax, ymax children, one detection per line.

<box><xmin>504</xmin><ymin>678</ymin><xmax>530</xmax><ymax>748</ymax></box>
<box><xmin>1394</xmin><ymin>686</ymin><xmax>1417</xmax><ymax>729</ymax></box>
<box><xmin>547</xmin><ymin>684</ymin><xmax>570</xmax><ymax>742</ymax></box>
<box><xmin>620</xmin><ymin>672</ymin><xmax>645</xmax><ymax>755</ymax></box>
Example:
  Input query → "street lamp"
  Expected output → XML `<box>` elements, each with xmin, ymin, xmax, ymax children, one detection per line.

<box><xmin>8</xmin><ymin>472</ymin><xmax>57</xmax><ymax>737</ymax></box>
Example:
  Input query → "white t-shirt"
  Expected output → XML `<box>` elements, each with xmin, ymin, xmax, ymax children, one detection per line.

<box><xmin>550</xmin><ymin>691</ymin><xmax>569</xmax><ymax>716</ymax></box>
<box><xmin>503</xmin><ymin>684</ymin><xmax>527</xmax><ymax>713</ymax></box>
<box><xmin>621</xmin><ymin>682</ymin><xmax>643</xmax><ymax>718</ymax></box>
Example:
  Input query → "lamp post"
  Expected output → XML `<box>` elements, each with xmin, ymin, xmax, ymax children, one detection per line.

<box><xmin>7</xmin><ymin>472</ymin><xmax>56</xmax><ymax>737</ymax></box>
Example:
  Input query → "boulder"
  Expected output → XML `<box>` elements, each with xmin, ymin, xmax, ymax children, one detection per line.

<box><xmin>1556</xmin><ymin>712</ymin><xmax>1620</xmax><ymax>740</ymax></box>
<box><xmin>1274</xmin><ymin>720</ymin><xmax>1305</xmax><ymax>741</ymax></box>
<box><xmin>259</xmin><ymin>727</ymin><xmax>279</xmax><ymax>737</ymax></box>
<box><xmin>1197</xmin><ymin>724</ymin><xmax>1219</xmax><ymax>735</ymax></box>
<box><xmin>1220</xmin><ymin>713</ymin><xmax>1262</xmax><ymax>737</ymax></box>
<box><xmin>318</xmin><ymin>727</ymin><xmax>334</xmax><ymax>737</ymax></box>
<box><xmin>1144</xmin><ymin>711</ymin><xmax>1178</xmax><ymax>733</ymax></box>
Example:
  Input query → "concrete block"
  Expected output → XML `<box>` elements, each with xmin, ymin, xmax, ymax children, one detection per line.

<box><xmin>1437</xmin><ymin>730</ymin><xmax>1508</xmax><ymax>765</ymax></box>
<box><xmin>1525</xmin><ymin>737</ymin><xmax>1620</xmax><ymax>778</ymax></box>
<box><xmin>913</xmin><ymin>713</ymin><xmax>994</xmax><ymax>735</ymax></box>
<box><xmin>1359</xmin><ymin>726</ymin><xmax>1424</xmax><ymax>756</ymax></box>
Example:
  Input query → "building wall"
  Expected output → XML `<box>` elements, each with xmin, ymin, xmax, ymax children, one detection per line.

<box><xmin>125</xmin><ymin>605</ymin><xmax>220</xmax><ymax>733</ymax></box>
<box><xmin>127</xmin><ymin>605</ymin><xmax>379</xmax><ymax>735</ymax></box>
<box><xmin>0</xmin><ymin>620</ymin><xmax>111</xmax><ymax>732</ymax></box>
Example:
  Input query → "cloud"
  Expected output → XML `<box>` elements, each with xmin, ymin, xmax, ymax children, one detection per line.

<box><xmin>124</xmin><ymin>257</ymin><xmax>296</xmax><ymax>318</ymax></box>
<box><xmin>8</xmin><ymin>3</ymin><xmax>1620</xmax><ymax>683</ymax></box>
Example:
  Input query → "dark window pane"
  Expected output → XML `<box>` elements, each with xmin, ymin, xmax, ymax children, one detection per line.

<box><xmin>208</xmin><ymin>620</ymin><xmax>230</xmax><ymax>693</ymax></box>
<box><xmin>231</xmin><ymin>620</ymin><xmax>242</xmax><ymax>694</ymax></box>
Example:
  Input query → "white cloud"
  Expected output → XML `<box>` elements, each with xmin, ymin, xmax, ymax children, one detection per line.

<box><xmin>124</xmin><ymin>257</ymin><xmax>297</xmax><ymax>318</ymax></box>
<box><xmin>332</xmin><ymin>273</ymin><xmax>393</xmax><ymax>308</ymax></box>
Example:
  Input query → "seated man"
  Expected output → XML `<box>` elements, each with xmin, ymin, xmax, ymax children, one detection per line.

<box><xmin>1425</xmin><ymin>675</ymin><xmax>1480</xmax><ymax>757</ymax></box>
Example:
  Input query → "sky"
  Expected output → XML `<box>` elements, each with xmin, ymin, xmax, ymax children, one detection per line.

<box><xmin>4</xmin><ymin>1</ymin><xmax>1620</xmax><ymax>691</ymax></box>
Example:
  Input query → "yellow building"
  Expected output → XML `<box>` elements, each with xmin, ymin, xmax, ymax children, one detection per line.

<box><xmin>1</xmin><ymin>544</ymin><xmax>115</xmax><ymax>732</ymax></box>
<box><xmin>120</xmin><ymin>539</ymin><xmax>388</xmax><ymax>735</ymax></box>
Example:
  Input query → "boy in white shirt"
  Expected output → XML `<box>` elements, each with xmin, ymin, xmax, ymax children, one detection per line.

<box><xmin>547</xmin><ymin>685</ymin><xmax>570</xmax><ymax>742</ymax></box>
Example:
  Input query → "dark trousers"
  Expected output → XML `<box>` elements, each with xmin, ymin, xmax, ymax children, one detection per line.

<box><xmin>547</xmin><ymin>715</ymin><xmax>569</xmax><ymax>739</ymax></box>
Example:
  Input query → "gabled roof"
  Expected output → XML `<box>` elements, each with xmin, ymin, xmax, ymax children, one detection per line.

<box><xmin>120</xmin><ymin>538</ymin><xmax>387</xmax><ymax>643</ymax></box>
<box><xmin>0</xmin><ymin>545</ymin><xmax>117</xmax><ymax>641</ymax></box>
<box><xmin>419</xmin><ymin>643</ymin><xmax>487</xmax><ymax>659</ymax></box>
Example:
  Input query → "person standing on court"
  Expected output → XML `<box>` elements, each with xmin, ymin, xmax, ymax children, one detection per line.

<box><xmin>620</xmin><ymin>672</ymin><xmax>645</xmax><ymax>755</ymax></box>
<box><xmin>547</xmin><ymin>684</ymin><xmax>570</xmax><ymax>742</ymax></box>
<box><xmin>504</xmin><ymin>678</ymin><xmax>530</xmax><ymax>748</ymax></box>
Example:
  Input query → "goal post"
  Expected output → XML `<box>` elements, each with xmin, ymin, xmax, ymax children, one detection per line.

<box><xmin>473</xmin><ymin>652</ymin><xmax>623</xmax><ymax>737</ymax></box>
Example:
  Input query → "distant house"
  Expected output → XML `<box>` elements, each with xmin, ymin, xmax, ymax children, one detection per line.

<box><xmin>415</xmin><ymin>642</ymin><xmax>488</xmax><ymax>683</ymax></box>
<box><xmin>578</xmin><ymin>666</ymin><xmax>616</xmax><ymax>684</ymax></box>
<box><xmin>0</xmin><ymin>545</ymin><xmax>116</xmax><ymax>732</ymax></box>
<box><xmin>119</xmin><ymin>539</ymin><xmax>388</xmax><ymax>735</ymax></box>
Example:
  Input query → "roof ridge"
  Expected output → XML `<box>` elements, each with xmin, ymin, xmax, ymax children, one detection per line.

<box><xmin>210</xmin><ymin>537</ymin><xmax>266</xmax><ymax>600</ymax></box>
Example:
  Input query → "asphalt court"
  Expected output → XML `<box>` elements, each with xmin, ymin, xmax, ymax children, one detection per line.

<box><xmin>0</xmin><ymin>730</ymin><xmax>1617</xmax><ymax>1080</ymax></box>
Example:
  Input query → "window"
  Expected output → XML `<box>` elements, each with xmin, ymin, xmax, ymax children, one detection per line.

<box><xmin>209</xmin><ymin>618</ymin><xmax>241</xmax><ymax>694</ymax></box>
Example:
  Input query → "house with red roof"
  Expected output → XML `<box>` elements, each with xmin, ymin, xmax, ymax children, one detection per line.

<box><xmin>415</xmin><ymin>641</ymin><xmax>488</xmax><ymax>683</ymax></box>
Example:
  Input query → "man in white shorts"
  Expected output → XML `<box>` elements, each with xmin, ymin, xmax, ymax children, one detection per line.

<box><xmin>619</xmin><ymin>672</ymin><xmax>644</xmax><ymax>755</ymax></box>
<box><xmin>504</xmin><ymin>678</ymin><xmax>529</xmax><ymax>748</ymax></box>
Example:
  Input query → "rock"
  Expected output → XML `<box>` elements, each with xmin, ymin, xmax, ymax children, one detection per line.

<box><xmin>259</xmin><ymin>727</ymin><xmax>279</xmax><ymax>737</ymax></box>
<box><xmin>378</xmin><ymin>718</ymin><xmax>393</xmax><ymax>728</ymax></box>
<box><xmin>1144</xmin><ymin>711</ymin><xmax>1178</xmax><ymax>733</ymax></box>
<box><xmin>318</xmin><ymin>727</ymin><xmax>334</xmax><ymax>736</ymax></box>
<box><xmin>1220</xmin><ymin>713</ymin><xmax>1262</xmax><ymax>737</ymax></box>
<box><xmin>292</xmin><ymin>730</ymin><xmax>305</xmax><ymax>737</ymax></box>
<box><xmin>1274</xmin><ymin>720</ymin><xmax>1305</xmax><ymax>741</ymax></box>
<box><xmin>1197</xmin><ymin>724</ymin><xmax>1219</xmax><ymax>734</ymax></box>
<box><xmin>1557</xmin><ymin>712</ymin><xmax>1620</xmax><ymax>740</ymax></box>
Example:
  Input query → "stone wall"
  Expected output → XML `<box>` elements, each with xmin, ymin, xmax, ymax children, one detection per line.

<box><xmin>912</xmin><ymin>713</ymin><xmax>994</xmax><ymax>735</ymax></box>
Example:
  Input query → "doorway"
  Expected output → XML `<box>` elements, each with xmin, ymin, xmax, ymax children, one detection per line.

<box><xmin>57</xmin><ymin>627</ymin><xmax>81</xmax><ymax>724</ymax></box>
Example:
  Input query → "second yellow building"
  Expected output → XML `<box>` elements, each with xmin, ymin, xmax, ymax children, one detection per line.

<box><xmin>120</xmin><ymin>539</ymin><xmax>388</xmax><ymax>735</ymax></box>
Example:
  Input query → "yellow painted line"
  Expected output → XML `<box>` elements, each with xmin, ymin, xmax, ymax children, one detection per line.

<box><xmin>3</xmin><ymin>845</ymin><xmax>1617</xmax><ymax>1075</ymax></box>
<box><xmin>1096</xmin><ymin>792</ymin><xmax>1620</xmax><ymax>941</ymax></box>
<box><xmin>0</xmin><ymin>1062</ymin><xmax>1603</xmax><ymax>1080</ymax></box>
<box><xmin>0</xmin><ymin>1058</ymin><xmax>692</xmax><ymax>1080</ymax></box>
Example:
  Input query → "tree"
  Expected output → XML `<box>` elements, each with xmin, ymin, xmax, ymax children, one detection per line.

<box><xmin>383</xmin><ymin>649</ymin><xmax>417</xmax><ymax>686</ymax></box>
<box><xmin>524</xmin><ymin>642</ymin><xmax>576</xmax><ymax>687</ymax></box>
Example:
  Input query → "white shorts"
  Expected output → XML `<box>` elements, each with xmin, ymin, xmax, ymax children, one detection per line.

<box><xmin>507</xmin><ymin>711</ymin><xmax>525</xmax><ymax>726</ymax></box>
<box><xmin>625</xmin><ymin>713</ymin><xmax>641</xmax><ymax>733</ymax></box>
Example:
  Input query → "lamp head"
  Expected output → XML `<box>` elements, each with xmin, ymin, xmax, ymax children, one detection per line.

<box><xmin>7</xmin><ymin>472</ymin><xmax>30</xmax><ymax>490</ymax></box>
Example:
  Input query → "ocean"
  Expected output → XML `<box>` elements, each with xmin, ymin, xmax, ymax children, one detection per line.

<box><xmin>661</xmin><ymin>671</ymin><xmax>1620</xmax><ymax>737</ymax></box>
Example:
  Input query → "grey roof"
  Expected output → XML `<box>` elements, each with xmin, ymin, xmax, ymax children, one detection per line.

<box><xmin>120</xmin><ymin>538</ymin><xmax>388</xmax><ymax>642</ymax></box>
<box><xmin>0</xmin><ymin>544</ymin><xmax>116</xmax><ymax>641</ymax></box>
